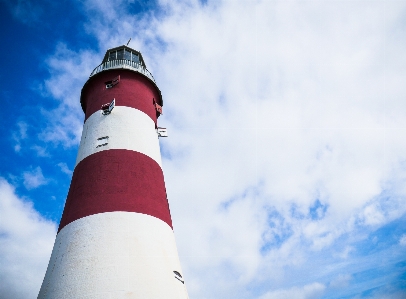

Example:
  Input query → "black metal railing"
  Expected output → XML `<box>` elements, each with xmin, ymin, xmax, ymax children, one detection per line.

<box><xmin>89</xmin><ymin>59</ymin><xmax>156</xmax><ymax>83</ymax></box>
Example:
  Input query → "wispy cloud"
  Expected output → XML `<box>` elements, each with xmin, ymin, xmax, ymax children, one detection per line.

<box><xmin>12</xmin><ymin>121</ymin><xmax>28</xmax><ymax>153</ymax></box>
<box><xmin>30</xmin><ymin>145</ymin><xmax>49</xmax><ymax>157</ymax></box>
<box><xmin>57</xmin><ymin>162</ymin><xmax>72</xmax><ymax>176</ymax></box>
<box><xmin>400</xmin><ymin>234</ymin><xmax>406</xmax><ymax>246</ymax></box>
<box><xmin>329</xmin><ymin>274</ymin><xmax>351</xmax><ymax>289</ymax></box>
<box><xmin>22</xmin><ymin>166</ymin><xmax>48</xmax><ymax>190</ymax></box>
<box><xmin>38</xmin><ymin>43</ymin><xmax>98</xmax><ymax>147</ymax></box>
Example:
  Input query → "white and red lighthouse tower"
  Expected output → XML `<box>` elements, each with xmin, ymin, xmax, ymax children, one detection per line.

<box><xmin>38</xmin><ymin>46</ymin><xmax>189</xmax><ymax>299</ymax></box>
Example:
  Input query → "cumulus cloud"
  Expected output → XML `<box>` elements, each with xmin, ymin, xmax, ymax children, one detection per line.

<box><xmin>22</xmin><ymin>166</ymin><xmax>48</xmax><ymax>190</ymax></box>
<box><xmin>0</xmin><ymin>178</ymin><xmax>56</xmax><ymax>299</ymax></box>
<box><xmin>29</xmin><ymin>0</ymin><xmax>406</xmax><ymax>298</ymax></box>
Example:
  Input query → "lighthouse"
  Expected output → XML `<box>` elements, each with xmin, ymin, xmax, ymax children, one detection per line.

<box><xmin>38</xmin><ymin>45</ymin><xmax>189</xmax><ymax>299</ymax></box>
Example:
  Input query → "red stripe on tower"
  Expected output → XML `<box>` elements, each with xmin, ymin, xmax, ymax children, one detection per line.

<box><xmin>58</xmin><ymin>149</ymin><xmax>172</xmax><ymax>232</ymax></box>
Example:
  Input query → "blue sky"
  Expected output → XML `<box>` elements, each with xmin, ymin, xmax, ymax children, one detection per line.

<box><xmin>0</xmin><ymin>0</ymin><xmax>406</xmax><ymax>298</ymax></box>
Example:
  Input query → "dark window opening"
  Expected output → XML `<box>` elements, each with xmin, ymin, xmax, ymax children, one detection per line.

<box><xmin>96</xmin><ymin>143</ymin><xmax>108</xmax><ymax>148</ymax></box>
<box><xmin>108</xmin><ymin>51</ymin><xmax>116</xmax><ymax>61</ymax></box>
<box><xmin>105</xmin><ymin>76</ymin><xmax>120</xmax><ymax>89</ymax></box>
<box><xmin>124</xmin><ymin>49</ymin><xmax>131</xmax><ymax>61</ymax></box>
<box><xmin>173</xmin><ymin>271</ymin><xmax>185</xmax><ymax>284</ymax></box>
<box><xmin>96</xmin><ymin>136</ymin><xmax>109</xmax><ymax>148</ymax></box>
<box><xmin>117</xmin><ymin>49</ymin><xmax>124</xmax><ymax>60</ymax></box>
<box><xmin>131</xmin><ymin>52</ymin><xmax>139</xmax><ymax>63</ymax></box>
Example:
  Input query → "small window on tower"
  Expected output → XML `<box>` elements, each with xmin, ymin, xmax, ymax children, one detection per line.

<box><xmin>96</xmin><ymin>136</ymin><xmax>109</xmax><ymax>148</ymax></box>
<box><xmin>105</xmin><ymin>76</ymin><xmax>120</xmax><ymax>89</ymax></box>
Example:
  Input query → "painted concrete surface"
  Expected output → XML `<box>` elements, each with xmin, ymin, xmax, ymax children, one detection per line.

<box><xmin>76</xmin><ymin>106</ymin><xmax>162</xmax><ymax>168</ymax></box>
<box><xmin>38</xmin><ymin>212</ymin><xmax>189</xmax><ymax>299</ymax></box>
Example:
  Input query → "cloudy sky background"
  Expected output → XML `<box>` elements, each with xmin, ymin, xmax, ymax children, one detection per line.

<box><xmin>0</xmin><ymin>0</ymin><xmax>406</xmax><ymax>298</ymax></box>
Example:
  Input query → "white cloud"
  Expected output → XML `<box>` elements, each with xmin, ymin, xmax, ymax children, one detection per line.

<box><xmin>57</xmin><ymin>162</ymin><xmax>72</xmax><ymax>175</ymax></box>
<box><xmin>22</xmin><ymin>166</ymin><xmax>48</xmax><ymax>190</ymax></box>
<box><xmin>11</xmin><ymin>123</ymin><xmax>50</xmax><ymax>157</ymax></box>
<box><xmin>30</xmin><ymin>145</ymin><xmax>50</xmax><ymax>157</ymax></box>
<box><xmin>0</xmin><ymin>178</ymin><xmax>56</xmax><ymax>299</ymax></box>
<box><xmin>329</xmin><ymin>274</ymin><xmax>351</xmax><ymax>289</ymax></box>
<box><xmin>12</xmin><ymin>121</ymin><xmax>28</xmax><ymax>153</ymax></box>
<box><xmin>333</xmin><ymin>246</ymin><xmax>354</xmax><ymax>260</ymax></box>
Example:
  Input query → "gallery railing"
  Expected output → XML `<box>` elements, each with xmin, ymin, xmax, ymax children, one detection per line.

<box><xmin>90</xmin><ymin>59</ymin><xmax>156</xmax><ymax>83</ymax></box>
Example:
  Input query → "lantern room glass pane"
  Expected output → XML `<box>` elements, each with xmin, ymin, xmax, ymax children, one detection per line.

<box><xmin>124</xmin><ymin>49</ymin><xmax>131</xmax><ymax>61</ymax></box>
<box><xmin>117</xmin><ymin>49</ymin><xmax>124</xmax><ymax>60</ymax></box>
<box><xmin>108</xmin><ymin>51</ymin><xmax>116</xmax><ymax>61</ymax></box>
<box><xmin>131</xmin><ymin>52</ymin><xmax>139</xmax><ymax>63</ymax></box>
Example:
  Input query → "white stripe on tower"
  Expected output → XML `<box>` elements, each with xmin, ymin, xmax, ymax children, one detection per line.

<box><xmin>76</xmin><ymin>106</ymin><xmax>162</xmax><ymax>168</ymax></box>
<box><xmin>38</xmin><ymin>47</ymin><xmax>189</xmax><ymax>299</ymax></box>
<box><xmin>38</xmin><ymin>213</ymin><xmax>188</xmax><ymax>298</ymax></box>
